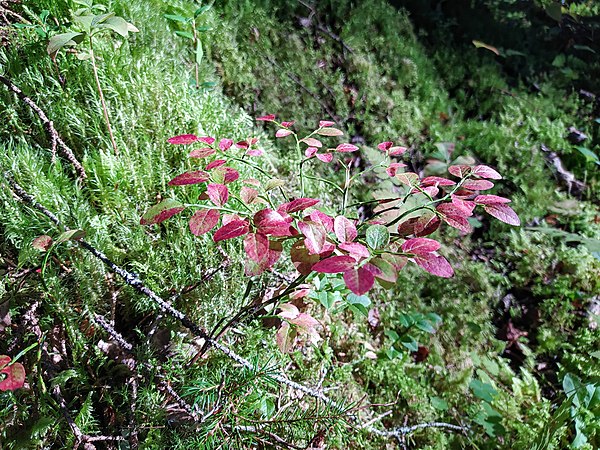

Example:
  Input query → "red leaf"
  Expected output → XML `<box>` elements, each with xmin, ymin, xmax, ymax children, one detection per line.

<box><xmin>168</xmin><ymin>170</ymin><xmax>209</xmax><ymax>186</ymax></box>
<box><xmin>266</xmin><ymin>240</ymin><xmax>283</xmax><ymax>268</ymax></box>
<box><xmin>235</xmin><ymin>140</ymin><xmax>250</xmax><ymax>149</ymax></box>
<box><xmin>298</xmin><ymin>220</ymin><xmax>327</xmax><ymax>255</ymax></box>
<box><xmin>343</xmin><ymin>267</ymin><xmax>375</xmax><ymax>295</ymax></box>
<box><xmin>448</xmin><ymin>165</ymin><xmax>472</xmax><ymax>178</ymax></box>
<box><xmin>0</xmin><ymin>356</ymin><xmax>25</xmax><ymax>391</ymax></box>
<box><xmin>189</xmin><ymin>208</ymin><xmax>220</xmax><ymax>236</ymax></box>
<box><xmin>254</xmin><ymin>209</ymin><xmax>293</xmax><ymax>236</ymax></box>
<box><xmin>32</xmin><ymin>235</ymin><xmax>53</xmax><ymax>251</ymax></box>
<box><xmin>312</xmin><ymin>255</ymin><xmax>356</xmax><ymax>273</ymax></box>
<box><xmin>377</xmin><ymin>141</ymin><xmax>393</xmax><ymax>151</ymax></box>
<box><xmin>414</xmin><ymin>254</ymin><xmax>454</xmax><ymax>278</ymax></box>
<box><xmin>309</xmin><ymin>210</ymin><xmax>334</xmax><ymax>232</ymax></box>
<box><xmin>205</xmin><ymin>159</ymin><xmax>227</xmax><ymax>171</ymax></box>
<box><xmin>451</xmin><ymin>195</ymin><xmax>476</xmax><ymax>216</ymax></box>
<box><xmin>319</xmin><ymin>120</ymin><xmax>335</xmax><ymax>127</ymax></box>
<box><xmin>334</xmin><ymin>216</ymin><xmax>357</xmax><ymax>243</ymax></box>
<box><xmin>401</xmin><ymin>238</ymin><xmax>440</xmax><ymax>255</ymax></box>
<box><xmin>220</xmin><ymin>167</ymin><xmax>240</xmax><ymax>184</ymax></box>
<box><xmin>301</xmin><ymin>137</ymin><xmax>323</xmax><ymax>148</ymax></box>
<box><xmin>213</xmin><ymin>220</ymin><xmax>249</xmax><ymax>242</ymax></box>
<box><xmin>243</xmin><ymin>232</ymin><xmax>269</xmax><ymax>264</ymax></box>
<box><xmin>339</xmin><ymin>242</ymin><xmax>370</xmax><ymax>259</ymax></box>
<box><xmin>414</xmin><ymin>212</ymin><xmax>441</xmax><ymax>237</ymax></box>
<box><xmin>474</xmin><ymin>194</ymin><xmax>511</xmax><ymax>205</ymax></box>
<box><xmin>421</xmin><ymin>176</ymin><xmax>456</xmax><ymax>187</ymax></box>
<box><xmin>246</xmin><ymin>149</ymin><xmax>263</xmax><ymax>157</ymax></box>
<box><xmin>278</xmin><ymin>198</ymin><xmax>320</xmax><ymax>214</ymax></box>
<box><xmin>316</xmin><ymin>153</ymin><xmax>333</xmax><ymax>163</ymax></box>
<box><xmin>240</xmin><ymin>186</ymin><xmax>259</xmax><ymax>204</ymax></box>
<box><xmin>472</xmin><ymin>165</ymin><xmax>502</xmax><ymax>180</ymax></box>
<box><xmin>276</xmin><ymin>129</ymin><xmax>293</xmax><ymax>138</ymax></box>
<box><xmin>397</xmin><ymin>218</ymin><xmax>418</xmax><ymax>236</ymax></box>
<box><xmin>336</xmin><ymin>143</ymin><xmax>358</xmax><ymax>153</ymax></box>
<box><xmin>198</xmin><ymin>136</ymin><xmax>215</xmax><ymax>145</ymax></box>
<box><xmin>219</xmin><ymin>139</ymin><xmax>233</xmax><ymax>151</ymax></box>
<box><xmin>436</xmin><ymin>204</ymin><xmax>472</xmax><ymax>233</ymax></box>
<box><xmin>256</xmin><ymin>114</ymin><xmax>275</xmax><ymax>121</ymax></box>
<box><xmin>290</xmin><ymin>241</ymin><xmax>320</xmax><ymax>275</ymax></box>
<box><xmin>207</xmin><ymin>183</ymin><xmax>229</xmax><ymax>207</ymax></box>
<box><xmin>386</xmin><ymin>162</ymin><xmax>407</xmax><ymax>177</ymax></box>
<box><xmin>189</xmin><ymin>147</ymin><xmax>215</xmax><ymax>158</ymax></box>
<box><xmin>281</xmin><ymin>121</ymin><xmax>295</xmax><ymax>128</ymax></box>
<box><xmin>463</xmin><ymin>179</ymin><xmax>494</xmax><ymax>191</ymax></box>
<box><xmin>168</xmin><ymin>134</ymin><xmax>199</xmax><ymax>145</ymax></box>
<box><xmin>305</xmin><ymin>147</ymin><xmax>318</xmax><ymax>158</ymax></box>
<box><xmin>483</xmin><ymin>204</ymin><xmax>520</xmax><ymax>226</ymax></box>
<box><xmin>140</xmin><ymin>199</ymin><xmax>185</xmax><ymax>225</ymax></box>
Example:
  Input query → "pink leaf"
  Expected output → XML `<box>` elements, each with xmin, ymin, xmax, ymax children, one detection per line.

<box><xmin>386</xmin><ymin>162</ymin><xmax>407</xmax><ymax>177</ymax></box>
<box><xmin>290</xmin><ymin>241</ymin><xmax>320</xmax><ymax>275</ymax></box>
<box><xmin>240</xmin><ymin>186</ymin><xmax>259</xmax><ymax>204</ymax></box>
<box><xmin>32</xmin><ymin>235</ymin><xmax>53</xmax><ymax>251</ymax></box>
<box><xmin>448</xmin><ymin>165</ymin><xmax>472</xmax><ymax>178</ymax></box>
<box><xmin>205</xmin><ymin>159</ymin><xmax>227</xmax><ymax>171</ymax></box>
<box><xmin>312</xmin><ymin>255</ymin><xmax>356</xmax><ymax>273</ymax></box>
<box><xmin>421</xmin><ymin>176</ymin><xmax>456</xmax><ymax>187</ymax></box>
<box><xmin>266</xmin><ymin>240</ymin><xmax>283</xmax><ymax>268</ymax></box>
<box><xmin>305</xmin><ymin>147</ymin><xmax>318</xmax><ymax>158</ymax></box>
<box><xmin>256</xmin><ymin>114</ymin><xmax>275</xmax><ymax>121</ymax></box>
<box><xmin>168</xmin><ymin>170</ymin><xmax>210</xmax><ymax>186</ymax></box>
<box><xmin>278</xmin><ymin>303</ymin><xmax>300</xmax><ymax>319</ymax></box>
<box><xmin>343</xmin><ymin>267</ymin><xmax>375</xmax><ymax>295</ymax></box>
<box><xmin>207</xmin><ymin>183</ymin><xmax>229</xmax><ymax>207</ymax></box>
<box><xmin>334</xmin><ymin>216</ymin><xmax>357</xmax><ymax>243</ymax></box>
<box><xmin>436</xmin><ymin>204</ymin><xmax>472</xmax><ymax>233</ymax></box>
<box><xmin>316</xmin><ymin>153</ymin><xmax>333</xmax><ymax>163</ymax></box>
<box><xmin>254</xmin><ymin>209</ymin><xmax>293</xmax><ymax>236</ymax></box>
<box><xmin>243</xmin><ymin>178</ymin><xmax>261</xmax><ymax>187</ymax></box>
<box><xmin>388</xmin><ymin>146</ymin><xmax>407</xmax><ymax>156</ymax></box>
<box><xmin>276</xmin><ymin>129</ymin><xmax>293</xmax><ymax>138</ymax></box>
<box><xmin>472</xmin><ymin>165</ymin><xmax>502</xmax><ymax>180</ymax></box>
<box><xmin>451</xmin><ymin>196</ymin><xmax>476</xmax><ymax>216</ymax></box>
<box><xmin>221</xmin><ymin>213</ymin><xmax>241</xmax><ymax>225</ymax></box>
<box><xmin>339</xmin><ymin>242</ymin><xmax>370</xmax><ymax>259</ymax></box>
<box><xmin>414</xmin><ymin>212</ymin><xmax>441</xmax><ymax>237</ymax></box>
<box><xmin>368</xmin><ymin>258</ymin><xmax>398</xmax><ymax>283</ymax></box>
<box><xmin>168</xmin><ymin>134</ymin><xmax>199</xmax><ymax>145</ymax></box>
<box><xmin>219</xmin><ymin>139</ymin><xmax>233</xmax><ymax>151</ymax></box>
<box><xmin>414</xmin><ymin>254</ymin><xmax>454</xmax><ymax>278</ymax></box>
<box><xmin>281</xmin><ymin>121</ymin><xmax>295</xmax><ymax>128</ymax></box>
<box><xmin>278</xmin><ymin>198</ymin><xmax>320</xmax><ymax>214</ymax></box>
<box><xmin>189</xmin><ymin>208</ymin><xmax>220</xmax><ymax>236</ymax></box>
<box><xmin>298</xmin><ymin>220</ymin><xmax>327</xmax><ymax>255</ymax></box>
<box><xmin>220</xmin><ymin>167</ymin><xmax>240</xmax><ymax>184</ymax></box>
<box><xmin>463</xmin><ymin>179</ymin><xmax>494</xmax><ymax>191</ymax></box>
<box><xmin>0</xmin><ymin>357</ymin><xmax>25</xmax><ymax>391</ymax></box>
<box><xmin>198</xmin><ymin>136</ymin><xmax>215</xmax><ymax>145</ymax></box>
<box><xmin>377</xmin><ymin>141</ymin><xmax>393</xmax><ymax>151</ymax></box>
<box><xmin>235</xmin><ymin>140</ymin><xmax>250</xmax><ymax>149</ymax></box>
<box><xmin>401</xmin><ymin>238</ymin><xmax>441</xmax><ymax>255</ymax></box>
<box><xmin>246</xmin><ymin>149</ymin><xmax>263</xmax><ymax>157</ymax></box>
<box><xmin>276</xmin><ymin>322</ymin><xmax>296</xmax><ymax>353</ymax></box>
<box><xmin>309</xmin><ymin>210</ymin><xmax>334</xmax><ymax>232</ymax></box>
<box><xmin>140</xmin><ymin>199</ymin><xmax>185</xmax><ymax>225</ymax></box>
<box><xmin>290</xmin><ymin>313</ymin><xmax>320</xmax><ymax>333</ymax></box>
<box><xmin>317</xmin><ymin>127</ymin><xmax>344</xmax><ymax>137</ymax></box>
<box><xmin>243</xmin><ymin>232</ymin><xmax>269</xmax><ymax>264</ymax></box>
<box><xmin>213</xmin><ymin>220</ymin><xmax>249</xmax><ymax>242</ymax></box>
<box><xmin>396</xmin><ymin>172</ymin><xmax>419</xmax><ymax>186</ymax></box>
<box><xmin>301</xmin><ymin>137</ymin><xmax>323</xmax><ymax>148</ymax></box>
<box><xmin>319</xmin><ymin>120</ymin><xmax>335</xmax><ymax>127</ymax></box>
<box><xmin>336</xmin><ymin>143</ymin><xmax>358</xmax><ymax>153</ymax></box>
<box><xmin>474</xmin><ymin>194</ymin><xmax>511</xmax><ymax>205</ymax></box>
<box><xmin>483</xmin><ymin>204</ymin><xmax>520</xmax><ymax>226</ymax></box>
<box><xmin>188</xmin><ymin>147</ymin><xmax>216</xmax><ymax>158</ymax></box>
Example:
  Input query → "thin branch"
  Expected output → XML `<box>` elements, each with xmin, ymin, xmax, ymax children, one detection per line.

<box><xmin>0</xmin><ymin>75</ymin><xmax>87</xmax><ymax>179</ymax></box>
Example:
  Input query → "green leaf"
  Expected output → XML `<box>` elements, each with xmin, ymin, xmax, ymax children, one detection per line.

<box><xmin>175</xmin><ymin>31</ymin><xmax>195</xmax><ymax>40</ymax></box>
<box><xmin>415</xmin><ymin>319</ymin><xmax>436</xmax><ymax>334</ymax></box>
<box><xmin>265</xmin><ymin>178</ymin><xmax>285</xmax><ymax>191</ymax></box>
<box><xmin>472</xmin><ymin>40</ymin><xmax>500</xmax><ymax>56</ymax></box>
<box><xmin>384</xmin><ymin>329</ymin><xmax>399</xmax><ymax>342</ymax></box>
<box><xmin>91</xmin><ymin>12</ymin><xmax>114</xmax><ymax>27</ymax></box>
<box><xmin>399</xmin><ymin>334</ymin><xmax>418</xmax><ymax>352</ymax></box>
<box><xmin>101</xmin><ymin>16</ymin><xmax>138</xmax><ymax>37</ymax></box>
<box><xmin>194</xmin><ymin>5</ymin><xmax>211</xmax><ymax>17</ymax></box>
<box><xmin>470</xmin><ymin>379</ymin><xmax>498</xmax><ymax>403</ymax></box>
<box><xmin>545</xmin><ymin>2</ymin><xmax>563</xmax><ymax>21</ymax></box>
<box><xmin>366</xmin><ymin>225</ymin><xmax>389</xmax><ymax>250</ymax></box>
<box><xmin>56</xmin><ymin>229</ymin><xmax>86</xmax><ymax>244</ymax></box>
<box><xmin>164</xmin><ymin>14</ymin><xmax>189</xmax><ymax>23</ymax></box>
<box><xmin>196</xmin><ymin>26</ymin><xmax>212</xmax><ymax>32</ymax></box>
<box><xmin>195</xmin><ymin>39</ymin><xmax>203</xmax><ymax>65</ymax></box>
<box><xmin>430</xmin><ymin>396</ymin><xmax>449</xmax><ymax>411</ymax></box>
<box><xmin>575</xmin><ymin>146</ymin><xmax>600</xmax><ymax>165</ymax></box>
<box><xmin>47</xmin><ymin>32</ymin><xmax>84</xmax><ymax>57</ymax></box>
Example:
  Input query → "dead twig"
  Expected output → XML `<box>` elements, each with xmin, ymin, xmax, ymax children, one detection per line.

<box><xmin>0</xmin><ymin>75</ymin><xmax>87</xmax><ymax>179</ymax></box>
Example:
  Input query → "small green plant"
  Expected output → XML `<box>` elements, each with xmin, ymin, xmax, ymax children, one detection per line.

<box><xmin>46</xmin><ymin>0</ymin><xmax>139</xmax><ymax>154</ymax></box>
<box><xmin>562</xmin><ymin>372</ymin><xmax>600</xmax><ymax>448</ymax></box>
<box><xmin>383</xmin><ymin>311</ymin><xmax>442</xmax><ymax>357</ymax></box>
<box><xmin>165</xmin><ymin>3</ymin><xmax>214</xmax><ymax>89</ymax></box>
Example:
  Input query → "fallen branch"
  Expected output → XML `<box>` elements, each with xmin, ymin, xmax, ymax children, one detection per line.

<box><xmin>5</xmin><ymin>177</ymin><xmax>469</xmax><ymax>443</ymax></box>
<box><xmin>0</xmin><ymin>75</ymin><xmax>87</xmax><ymax>179</ymax></box>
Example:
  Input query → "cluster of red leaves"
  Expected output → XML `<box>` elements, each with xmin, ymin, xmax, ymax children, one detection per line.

<box><xmin>141</xmin><ymin>117</ymin><xmax>519</xmax><ymax>297</ymax></box>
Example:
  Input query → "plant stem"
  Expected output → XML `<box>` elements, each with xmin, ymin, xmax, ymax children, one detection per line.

<box><xmin>89</xmin><ymin>37</ymin><xmax>119</xmax><ymax>155</ymax></box>
<box><xmin>192</xmin><ymin>19</ymin><xmax>199</xmax><ymax>88</ymax></box>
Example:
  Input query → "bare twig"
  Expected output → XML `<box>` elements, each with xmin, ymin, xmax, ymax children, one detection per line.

<box><xmin>0</xmin><ymin>75</ymin><xmax>87</xmax><ymax>179</ymax></box>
